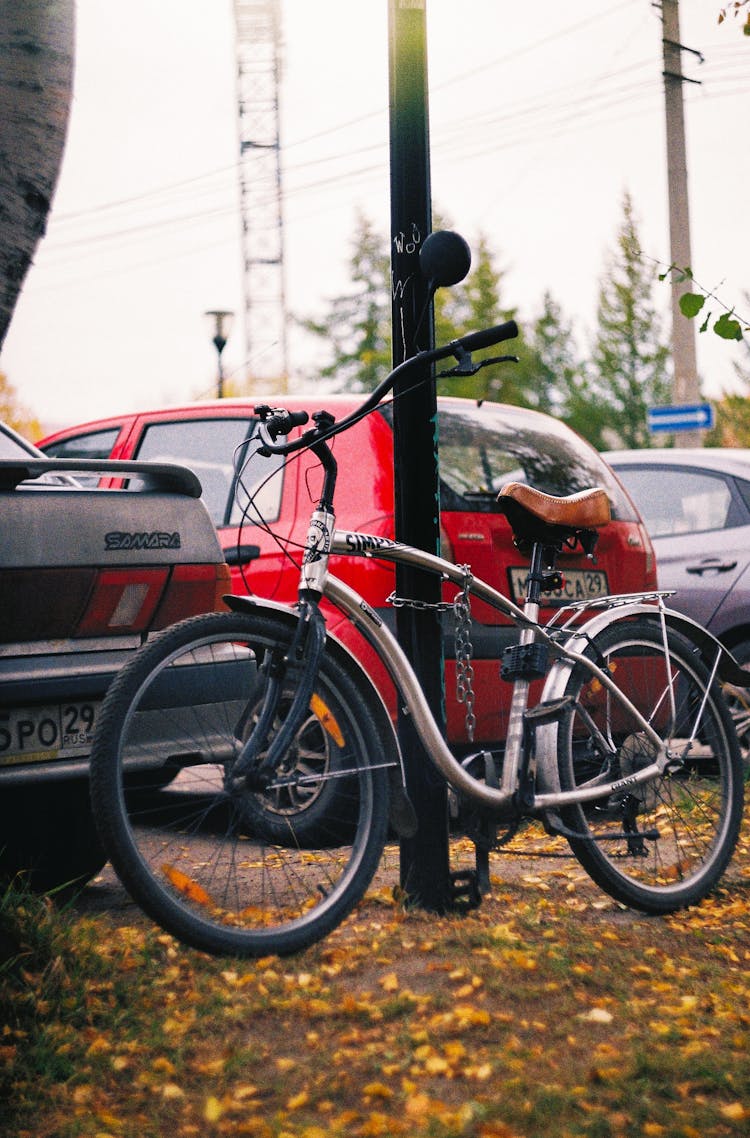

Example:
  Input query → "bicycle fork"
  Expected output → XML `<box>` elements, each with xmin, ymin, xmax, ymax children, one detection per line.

<box><xmin>228</xmin><ymin>599</ymin><xmax>327</xmax><ymax>791</ymax></box>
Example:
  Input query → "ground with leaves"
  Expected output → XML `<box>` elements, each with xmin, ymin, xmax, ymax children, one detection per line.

<box><xmin>3</xmin><ymin>823</ymin><xmax>750</xmax><ymax>1138</ymax></box>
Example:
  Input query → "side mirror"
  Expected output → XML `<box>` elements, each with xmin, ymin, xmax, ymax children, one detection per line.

<box><xmin>419</xmin><ymin>230</ymin><xmax>472</xmax><ymax>290</ymax></box>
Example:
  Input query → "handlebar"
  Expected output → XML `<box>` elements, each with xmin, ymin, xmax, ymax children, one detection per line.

<box><xmin>255</xmin><ymin>318</ymin><xmax>519</xmax><ymax>457</ymax></box>
<box><xmin>254</xmin><ymin>406</ymin><xmax>310</xmax><ymax>441</ymax></box>
<box><xmin>453</xmin><ymin>320</ymin><xmax>518</xmax><ymax>355</ymax></box>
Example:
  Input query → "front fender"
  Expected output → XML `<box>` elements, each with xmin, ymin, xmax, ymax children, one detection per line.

<box><xmin>224</xmin><ymin>594</ymin><xmax>415</xmax><ymax>836</ymax></box>
<box><xmin>224</xmin><ymin>592</ymin><xmax>388</xmax><ymax>694</ymax></box>
<box><xmin>533</xmin><ymin>601</ymin><xmax>747</xmax><ymax>799</ymax></box>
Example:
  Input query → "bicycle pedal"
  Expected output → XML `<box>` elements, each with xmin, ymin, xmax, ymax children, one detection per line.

<box><xmin>523</xmin><ymin>696</ymin><xmax>575</xmax><ymax>724</ymax></box>
<box><xmin>448</xmin><ymin>869</ymin><xmax>482</xmax><ymax>911</ymax></box>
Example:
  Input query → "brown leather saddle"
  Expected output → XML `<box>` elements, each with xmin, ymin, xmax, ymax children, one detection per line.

<box><xmin>496</xmin><ymin>481</ymin><xmax>611</xmax><ymax>551</ymax></box>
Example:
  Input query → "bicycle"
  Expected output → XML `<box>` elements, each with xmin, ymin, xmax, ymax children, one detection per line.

<box><xmin>90</xmin><ymin>235</ymin><xmax>747</xmax><ymax>958</ymax></box>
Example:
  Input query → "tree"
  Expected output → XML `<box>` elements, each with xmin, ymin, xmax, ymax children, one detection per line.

<box><xmin>299</xmin><ymin>214</ymin><xmax>548</xmax><ymax>407</ymax></box>
<box><xmin>298</xmin><ymin>211</ymin><xmax>392</xmax><ymax>393</ymax></box>
<box><xmin>589</xmin><ymin>192</ymin><xmax>672</xmax><ymax>449</ymax></box>
<box><xmin>528</xmin><ymin>292</ymin><xmax>611</xmax><ymax>444</ymax></box>
<box><xmin>435</xmin><ymin>232</ymin><xmax>538</xmax><ymax>408</ymax></box>
<box><xmin>705</xmin><ymin>393</ymin><xmax>750</xmax><ymax>446</ymax></box>
<box><xmin>0</xmin><ymin>0</ymin><xmax>75</xmax><ymax>349</ymax></box>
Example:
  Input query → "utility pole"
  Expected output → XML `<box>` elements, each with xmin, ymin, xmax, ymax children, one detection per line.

<box><xmin>661</xmin><ymin>0</ymin><xmax>702</xmax><ymax>445</ymax></box>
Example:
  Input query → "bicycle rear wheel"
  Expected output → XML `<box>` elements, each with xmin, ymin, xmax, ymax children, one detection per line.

<box><xmin>556</xmin><ymin>617</ymin><xmax>743</xmax><ymax>913</ymax></box>
<box><xmin>90</xmin><ymin>609</ymin><xmax>392</xmax><ymax>956</ymax></box>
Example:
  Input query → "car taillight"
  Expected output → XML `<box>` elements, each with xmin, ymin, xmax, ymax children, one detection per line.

<box><xmin>77</xmin><ymin>568</ymin><xmax>170</xmax><ymax>635</ymax></box>
<box><xmin>151</xmin><ymin>563</ymin><xmax>232</xmax><ymax>629</ymax></box>
<box><xmin>0</xmin><ymin>568</ymin><xmax>96</xmax><ymax>641</ymax></box>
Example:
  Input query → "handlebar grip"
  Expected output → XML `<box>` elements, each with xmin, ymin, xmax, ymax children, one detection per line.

<box><xmin>457</xmin><ymin>319</ymin><xmax>518</xmax><ymax>354</ymax></box>
<box><xmin>265</xmin><ymin>408</ymin><xmax>310</xmax><ymax>439</ymax></box>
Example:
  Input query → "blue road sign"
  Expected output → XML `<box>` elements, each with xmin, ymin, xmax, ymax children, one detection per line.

<box><xmin>647</xmin><ymin>403</ymin><xmax>714</xmax><ymax>433</ymax></box>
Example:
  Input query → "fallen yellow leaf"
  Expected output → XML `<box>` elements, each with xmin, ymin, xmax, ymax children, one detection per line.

<box><xmin>204</xmin><ymin>1095</ymin><xmax>223</xmax><ymax>1123</ymax></box>
<box><xmin>161</xmin><ymin>864</ymin><xmax>213</xmax><ymax>907</ymax></box>
<box><xmin>161</xmin><ymin>1083</ymin><xmax>185</xmax><ymax>1099</ymax></box>
<box><xmin>363</xmin><ymin>1082</ymin><xmax>394</xmax><ymax>1098</ymax></box>
<box><xmin>720</xmin><ymin>1103</ymin><xmax>747</xmax><ymax>1122</ymax></box>
<box><xmin>578</xmin><ymin>1008</ymin><xmax>613</xmax><ymax>1024</ymax></box>
<box><xmin>286</xmin><ymin>1090</ymin><xmax>310</xmax><ymax>1110</ymax></box>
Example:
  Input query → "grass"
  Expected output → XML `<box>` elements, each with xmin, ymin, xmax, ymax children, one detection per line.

<box><xmin>2</xmin><ymin>822</ymin><xmax>750</xmax><ymax>1138</ymax></box>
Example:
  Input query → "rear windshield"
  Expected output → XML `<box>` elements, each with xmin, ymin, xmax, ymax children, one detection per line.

<box><xmin>381</xmin><ymin>400</ymin><xmax>636</xmax><ymax>521</ymax></box>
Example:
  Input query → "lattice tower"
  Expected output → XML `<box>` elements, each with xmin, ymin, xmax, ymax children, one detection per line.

<box><xmin>233</xmin><ymin>0</ymin><xmax>288</xmax><ymax>390</ymax></box>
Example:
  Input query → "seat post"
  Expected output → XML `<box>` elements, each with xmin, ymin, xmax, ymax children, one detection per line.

<box><xmin>500</xmin><ymin>539</ymin><xmax>556</xmax><ymax>800</ymax></box>
<box><xmin>523</xmin><ymin>540</ymin><xmax>558</xmax><ymax>607</ymax></box>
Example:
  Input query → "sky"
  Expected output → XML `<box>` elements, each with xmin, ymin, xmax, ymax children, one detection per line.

<box><xmin>1</xmin><ymin>0</ymin><xmax>748</xmax><ymax>435</ymax></box>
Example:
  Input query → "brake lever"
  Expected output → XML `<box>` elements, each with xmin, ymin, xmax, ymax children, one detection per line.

<box><xmin>478</xmin><ymin>353</ymin><xmax>519</xmax><ymax>368</ymax></box>
<box><xmin>437</xmin><ymin>353</ymin><xmax>519</xmax><ymax>379</ymax></box>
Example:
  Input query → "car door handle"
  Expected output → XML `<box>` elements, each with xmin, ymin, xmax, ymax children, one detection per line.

<box><xmin>685</xmin><ymin>558</ymin><xmax>738</xmax><ymax>575</ymax></box>
<box><xmin>223</xmin><ymin>544</ymin><xmax>261</xmax><ymax>566</ymax></box>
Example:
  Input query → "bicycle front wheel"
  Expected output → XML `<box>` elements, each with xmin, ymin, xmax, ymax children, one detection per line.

<box><xmin>556</xmin><ymin>618</ymin><xmax>743</xmax><ymax>913</ymax></box>
<box><xmin>90</xmin><ymin>609</ymin><xmax>392</xmax><ymax>956</ymax></box>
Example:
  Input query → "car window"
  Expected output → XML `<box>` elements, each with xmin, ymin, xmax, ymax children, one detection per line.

<box><xmin>426</xmin><ymin>403</ymin><xmax>637</xmax><ymax>521</ymax></box>
<box><xmin>42</xmin><ymin>428</ymin><xmax>121</xmax><ymax>461</ymax></box>
<box><xmin>615</xmin><ymin>468</ymin><xmax>733</xmax><ymax>537</ymax></box>
<box><xmin>0</xmin><ymin>425</ymin><xmax>37</xmax><ymax>459</ymax></box>
<box><xmin>732</xmin><ymin>476</ymin><xmax>750</xmax><ymax>516</ymax></box>
<box><xmin>133</xmin><ymin>417</ymin><xmax>284</xmax><ymax>528</ymax></box>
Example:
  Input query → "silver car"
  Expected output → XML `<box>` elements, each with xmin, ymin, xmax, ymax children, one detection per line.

<box><xmin>606</xmin><ymin>448</ymin><xmax>750</xmax><ymax>753</ymax></box>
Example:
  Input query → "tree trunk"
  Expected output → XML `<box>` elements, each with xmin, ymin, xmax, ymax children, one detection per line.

<box><xmin>0</xmin><ymin>0</ymin><xmax>75</xmax><ymax>349</ymax></box>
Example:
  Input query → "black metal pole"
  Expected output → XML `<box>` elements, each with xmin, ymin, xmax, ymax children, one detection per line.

<box><xmin>388</xmin><ymin>0</ymin><xmax>452</xmax><ymax>912</ymax></box>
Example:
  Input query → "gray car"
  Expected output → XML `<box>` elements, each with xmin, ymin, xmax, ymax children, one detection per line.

<box><xmin>606</xmin><ymin>447</ymin><xmax>750</xmax><ymax>753</ymax></box>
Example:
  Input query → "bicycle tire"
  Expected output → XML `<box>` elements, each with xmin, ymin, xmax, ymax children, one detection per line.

<box><xmin>556</xmin><ymin>617</ymin><xmax>743</xmax><ymax>913</ymax></box>
<box><xmin>90</xmin><ymin>608</ymin><xmax>392</xmax><ymax>956</ymax></box>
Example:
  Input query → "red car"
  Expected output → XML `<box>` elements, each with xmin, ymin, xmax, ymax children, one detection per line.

<box><xmin>40</xmin><ymin>396</ymin><xmax>655</xmax><ymax>747</ymax></box>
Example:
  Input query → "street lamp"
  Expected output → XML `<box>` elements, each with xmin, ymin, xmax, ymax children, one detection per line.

<box><xmin>204</xmin><ymin>309</ymin><xmax>234</xmax><ymax>399</ymax></box>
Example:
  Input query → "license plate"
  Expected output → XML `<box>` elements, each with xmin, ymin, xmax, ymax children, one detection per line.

<box><xmin>0</xmin><ymin>701</ymin><xmax>98</xmax><ymax>765</ymax></box>
<box><xmin>509</xmin><ymin>567</ymin><xmax>609</xmax><ymax>606</ymax></box>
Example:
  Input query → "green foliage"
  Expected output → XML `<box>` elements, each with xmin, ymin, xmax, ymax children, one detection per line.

<box><xmin>298</xmin><ymin>210</ymin><xmax>392</xmax><ymax>393</ymax></box>
<box><xmin>435</xmin><ymin>234</ymin><xmax>537</xmax><ymax>408</ymax></box>
<box><xmin>298</xmin><ymin>216</ymin><xmax>549</xmax><ymax>408</ymax></box>
<box><xmin>705</xmin><ymin>393</ymin><xmax>750</xmax><ymax>446</ymax></box>
<box><xmin>660</xmin><ymin>265</ymin><xmax>748</xmax><ymax>342</ymax></box>
<box><xmin>297</xmin><ymin>195</ymin><xmax>686</xmax><ymax>453</ymax></box>
<box><xmin>704</xmin><ymin>323</ymin><xmax>750</xmax><ymax>444</ymax></box>
<box><xmin>589</xmin><ymin>192</ymin><xmax>672</xmax><ymax>449</ymax></box>
<box><xmin>527</xmin><ymin>292</ymin><xmax>605</xmax><ymax>441</ymax></box>
<box><xmin>0</xmin><ymin>878</ymin><xmax>104</xmax><ymax>1127</ymax></box>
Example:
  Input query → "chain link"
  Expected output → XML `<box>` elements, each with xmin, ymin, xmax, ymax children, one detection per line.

<box><xmin>387</xmin><ymin>565</ymin><xmax>476</xmax><ymax>742</ymax></box>
<box><xmin>453</xmin><ymin>567</ymin><xmax>476</xmax><ymax>742</ymax></box>
<box><xmin>386</xmin><ymin>591</ymin><xmax>456</xmax><ymax>612</ymax></box>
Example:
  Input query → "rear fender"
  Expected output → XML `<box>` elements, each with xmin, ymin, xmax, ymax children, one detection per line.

<box><xmin>533</xmin><ymin>601</ymin><xmax>747</xmax><ymax>798</ymax></box>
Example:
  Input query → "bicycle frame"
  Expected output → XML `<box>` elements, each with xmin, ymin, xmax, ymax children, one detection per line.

<box><xmin>296</xmin><ymin>527</ymin><xmax>742</xmax><ymax>817</ymax></box>
<box><xmin>249</xmin><ymin>314</ymin><xmax>748</xmax><ymax>824</ymax></box>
